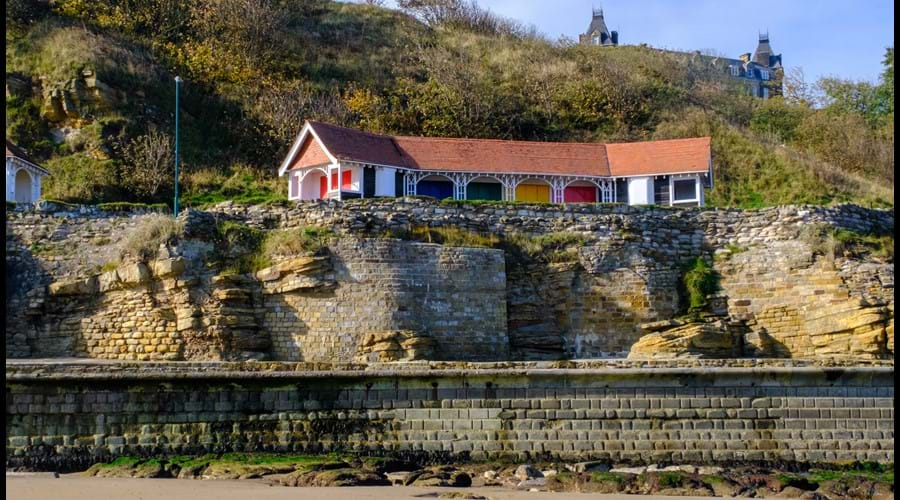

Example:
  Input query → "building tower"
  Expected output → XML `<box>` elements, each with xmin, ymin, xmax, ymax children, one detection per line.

<box><xmin>579</xmin><ymin>8</ymin><xmax>618</xmax><ymax>46</ymax></box>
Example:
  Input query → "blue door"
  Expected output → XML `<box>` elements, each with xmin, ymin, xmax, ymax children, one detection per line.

<box><xmin>417</xmin><ymin>180</ymin><xmax>454</xmax><ymax>199</ymax></box>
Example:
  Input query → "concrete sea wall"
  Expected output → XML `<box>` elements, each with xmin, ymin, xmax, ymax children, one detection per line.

<box><xmin>5</xmin><ymin>362</ymin><xmax>894</xmax><ymax>471</ymax></box>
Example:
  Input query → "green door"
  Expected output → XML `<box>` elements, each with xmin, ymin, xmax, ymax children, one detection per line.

<box><xmin>466</xmin><ymin>182</ymin><xmax>502</xmax><ymax>201</ymax></box>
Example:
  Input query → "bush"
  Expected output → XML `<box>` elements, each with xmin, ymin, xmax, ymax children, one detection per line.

<box><xmin>42</xmin><ymin>153</ymin><xmax>120</xmax><ymax>203</ymax></box>
<box><xmin>681</xmin><ymin>257</ymin><xmax>718</xmax><ymax>312</ymax></box>
<box><xmin>215</xmin><ymin>220</ymin><xmax>265</xmax><ymax>250</ymax></box>
<box><xmin>120</xmin><ymin>214</ymin><xmax>183</xmax><ymax>261</ymax></box>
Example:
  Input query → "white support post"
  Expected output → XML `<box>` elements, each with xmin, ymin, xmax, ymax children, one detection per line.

<box><xmin>550</xmin><ymin>178</ymin><xmax>566</xmax><ymax>204</ymax></box>
<box><xmin>336</xmin><ymin>163</ymin><xmax>342</xmax><ymax>201</ymax></box>
<box><xmin>500</xmin><ymin>174</ymin><xmax>518</xmax><ymax>201</ymax></box>
<box><xmin>695</xmin><ymin>176</ymin><xmax>702</xmax><ymax>206</ymax></box>
<box><xmin>405</xmin><ymin>172</ymin><xmax>418</xmax><ymax>196</ymax></box>
<box><xmin>451</xmin><ymin>173</ymin><xmax>469</xmax><ymax>200</ymax></box>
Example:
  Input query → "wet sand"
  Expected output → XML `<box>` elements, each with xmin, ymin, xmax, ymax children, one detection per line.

<box><xmin>5</xmin><ymin>474</ymin><xmax>715</xmax><ymax>500</ymax></box>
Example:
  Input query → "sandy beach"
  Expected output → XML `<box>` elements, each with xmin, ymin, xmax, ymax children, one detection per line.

<box><xmin>5</xmin><ymin>473</ymin><xmax>716</xmax><ymax>500</ymax></box>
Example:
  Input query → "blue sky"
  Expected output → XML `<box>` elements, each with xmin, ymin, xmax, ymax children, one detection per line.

<box><xmin>350</xmin><ymin>0</ymin><xmax>894</xmax><ymax>84</ymax></box>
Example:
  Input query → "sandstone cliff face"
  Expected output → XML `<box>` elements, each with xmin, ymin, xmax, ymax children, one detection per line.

<box><xmin>39</xmin><ymin>70</ymin><xmax>120</xmax><ymax>125</ymax></box>
<box><xmin>5</xmin><ymin>201</ymin><xmax>894</xmax><ymax>362</ymax></box>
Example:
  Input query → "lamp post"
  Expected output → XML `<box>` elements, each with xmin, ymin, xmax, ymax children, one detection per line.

<box><xmin>174</xmin><ymin>75</ymin><xmax>182</xmax><ymax>217</ymax></box>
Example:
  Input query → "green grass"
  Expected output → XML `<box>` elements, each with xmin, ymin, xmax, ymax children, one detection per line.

<box><xmin>97</xmin><ymin>202</ymin><xmax>168</xmax><ymax>212</ymax></box>
<box><xmin>808</xmin><ymin>463</ymin><xmax>894</xmax><ymax>485</ymax></box>
<box><xmin>182</xmin><ymin>167</ymin><xmax>285</xmax><ymax>209</ymax></box>
<box><xmin>801</xmin><ymin>223</ymin><xmax>894</xmax><ymax>261</ymax></box>
<box><xmin>383</xmin><ymin>225</ymin><xmax>500</xmax><ymax>248</ymax></box>
<box><xmin>262</xmin><ymin>227</ymin><xmax>335</xmax><ymax>259</ymax></box>
<box><xmin>726</xmin><ymin>243</ymin><xmax>747</xmax><ymax>254</ymax></box>
<box><xmin>657</xmin><ymin>471</ymin><xmax>685</xmax><ymax>488</ymax></box>
<box><xmin>215</xmin><ymin>223</ymin><xmax>334</xmax><ymax>274</ymax></box>
<box><xmin>99</xmin><ymin>456</ymin><xmax>141</xmax><ymax>468</ymax></box>
<box><xmin>591</xmin><ymin>472</ymin><xmax>627</xmax><ymax>484</ymax></box>
<box><xmin>215</xmin><ymin>453</ymin><xmax>341</xmax><ymax>465</ymax></box>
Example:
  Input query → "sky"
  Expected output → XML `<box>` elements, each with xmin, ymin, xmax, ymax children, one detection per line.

<box><xmin>350</xmin><ymin>0</ymin><xmax>894</xmax><ymax>84</ymax></box>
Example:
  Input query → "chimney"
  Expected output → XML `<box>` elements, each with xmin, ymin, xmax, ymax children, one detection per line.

<box><xmin>610</xmin><ymin>31</ymin><xmax>618</xmax><ymax>45</ymax></box>
<box><xmin>739</xmin><ymin>53</ymin><xmax>751</xmax><ymax>63</ymax></box>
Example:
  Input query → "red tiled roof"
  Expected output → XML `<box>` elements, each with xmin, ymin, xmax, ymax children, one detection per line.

<box><xmin>307</xmin><ymin>121</ymin><xmax>405</xmax><ymax>167</ymax></box>
<box><xmin>298</xmin><ymin>121</ymin><xmax>709</xmax><ymax>178</ymax></box>
<box><xmin>606</xmin><ymin>137</ymin><xmax>711</xmax><ymax>176</ymax></box>
<box><xmin>393</xmin><ymin>136</ymin><xmax>609</xmax><ymax>176</ymax></box>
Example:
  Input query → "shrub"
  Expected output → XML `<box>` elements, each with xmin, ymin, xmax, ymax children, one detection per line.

<box><xmin>120</xmin><ymin>128</ymin><xmax>174</xmax><ymax>198</ymax></box>
<box><xmin>42</xmin><ymin>153</ymin><xmax>120</xmax><ymax>203</ymax></box>
<box><xmin>681</xmin><ymin>257</ymin><xmax>718</xmax><ymax>312</ymax></box>
<box><xmin>215</xmin><ymin>220</ymin><xmax>265</xmax><ymax>250</ymax></box>
<box><xmin>120</xmin><ymin>214</ymin><xmax>183</xmax><ymax>261</ymax></box>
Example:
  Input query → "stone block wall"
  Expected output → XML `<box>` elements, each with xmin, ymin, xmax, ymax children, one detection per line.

<box><xmin>5</xmin><ymin>362</ymin><xmax>894</xmax><ymax>470</ymax></box>
<box><xmin>6</xmin><ymin>200</ymin><xmax>894</xmax><ymax>361</ymax></box>
<box><xmin>263</xmin><ymin>238</ymin><xmax>508</xmax><ymax>362</ymax></box>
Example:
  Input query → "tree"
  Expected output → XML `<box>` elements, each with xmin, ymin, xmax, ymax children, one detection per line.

<box><xmin>782</xmin><ymin>67</ymin><xmax>817</xmax><ymax>107</ymax></box>
<box><xmin>121</xmin><ymin>129</ymin><xmax>174</xmax><ymax>198</ymax></box>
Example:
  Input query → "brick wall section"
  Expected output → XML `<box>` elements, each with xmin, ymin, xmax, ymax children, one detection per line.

<box><xmin>5</xmin><ymin>362</ymin><xmax>893</xmax><ymax>470</ymax></box>
<box><xmin>264</xmin><ymin>238</ymin><xmax>508</xmax><ymax>362</ymax></box>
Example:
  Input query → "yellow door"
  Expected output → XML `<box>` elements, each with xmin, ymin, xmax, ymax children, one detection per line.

<box><xmin>515</xmin><ymin>183</ymin><xmax>551</xmax><ymax>203</ymax></box>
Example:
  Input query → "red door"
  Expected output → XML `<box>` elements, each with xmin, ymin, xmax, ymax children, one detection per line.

<box><xmin>319</xmin><ymin>176</ymin><xmax>327</xmax><ymax>198</ymax></box>
<box><xmin>564</xmin><ymin>186</ymin><xmax>598</xmax><ymax>203</ymax></box>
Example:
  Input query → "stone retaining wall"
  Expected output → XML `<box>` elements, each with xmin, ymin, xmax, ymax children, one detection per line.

<box><xmin>5</xmin><ymin>362</ymin><xmax>893</xmax><ymax>471</ymax></box>
<box><xmin>265</xmin><ymin>238</ymin><xmax>508</xmax><ymax>362</ymax></box>
<box><xmin>6</xmin><ymin>200</ymin><xmax>894</xmax><ymax>361</ymax></box>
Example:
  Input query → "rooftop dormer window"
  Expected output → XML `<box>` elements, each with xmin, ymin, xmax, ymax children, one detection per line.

<box><xmin>592</xmin><ymin>34</ymin><xmax>600</xmax><ymax>45</ymax></box>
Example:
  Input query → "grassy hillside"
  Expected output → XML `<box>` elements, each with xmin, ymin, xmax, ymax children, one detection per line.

<box><xmin>4</xmin><ymin>0</ymin><xmax>894</xmax><ymax>208</ymax></box>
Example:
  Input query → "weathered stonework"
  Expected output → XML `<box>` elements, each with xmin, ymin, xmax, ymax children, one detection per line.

<box><xmin>5</xmin><ymin>199</ymin><xmax>894</xmax><ymax>361</ymax></box>
<box><xmin>5</xmin><ymin>361</ymin><xmax>894</xmax><ymax>470</ymax></box>
<box><xmin>262</xmin><ymin>238</ymin><xmax>508</xmax><ymax>362</ymax></box>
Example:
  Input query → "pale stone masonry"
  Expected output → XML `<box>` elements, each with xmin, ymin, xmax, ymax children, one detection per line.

<box><xmin>5</xmin><ymin>361</ymin><xmax>894</xmax><ymax>470</ymax></box>
<box><xmin>264</xmin><ymin>238</ymin><xmax>508</xmax><ymax>362</ymax></box>
<box><xmin>5</xmin><ymin>200</ymin><xmax>894</xmax><ymax>361</ymax></box>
